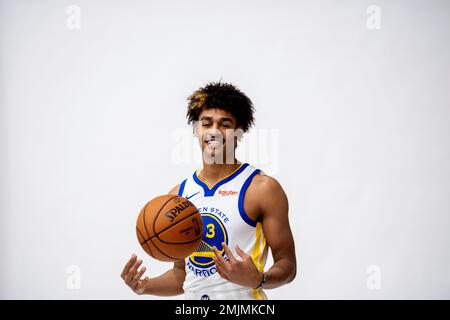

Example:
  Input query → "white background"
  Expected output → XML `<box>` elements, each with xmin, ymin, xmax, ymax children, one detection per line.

<box><xmin>1</xmin><ymin>0</ymin><xmax>449</xmax><ymax>299</ymax></box>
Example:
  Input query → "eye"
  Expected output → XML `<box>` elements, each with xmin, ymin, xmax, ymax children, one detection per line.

<box><xmin>221</xmin><ymin>123</ymin><xmax>232</xmax><ymax>128</ymax></box>
<box><xmin>202</xmin><ymin>122</ymin><xmax>211</xmax><ymax>127</ymax></box>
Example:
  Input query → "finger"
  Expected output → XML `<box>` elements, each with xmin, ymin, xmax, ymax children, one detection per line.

<box><xmin>121</xmin><ymin>254</ymin><xmax>137</xmax><ymax>279</ymax></box>
<box><xmin>214</xmin><ymin>256</ymin><xmax>231</xmax><ymax>277</ymax></box>
<box><xmin>235</xmin><ymin>245</ymin><xmax>250</xmax><ymax>261</ymax></box>
<box><xmin>129</xmin><ymin>259</ymin><xmax>143</xmax><ymax>281</ymax></box>
<box><xmin>214</xmin><ymin>259</ymin><xmax>230</xmax><ymax>280</ymax></box>
<box><xmin>222</xmin><ymin>242</ymin><xmax>238</xmax><ymax>264</ymax></box>
<box><xmin>212</xmin><ymin>255</ymin><xmax>227</xmax><ymax>269</ymax></box>
<box><xmin>131</xmin><ymin>266</ymin><xmax>146</xmax><ymax>289</ymax></box>
<box><xmin>212</xmin><ymin>246</ymin><xmax>227</xmax><ymax>264</ymax></box>
<box><xmin>125</xmin><ymin>259</ymin><xmax>143</xmax><ymax>283</ymax></box>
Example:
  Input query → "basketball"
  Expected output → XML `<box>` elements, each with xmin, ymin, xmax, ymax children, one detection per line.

<box><xmin>136</xmin><ymin>194</ymin><xmax>203</xmax><ymax>262</ymax></box>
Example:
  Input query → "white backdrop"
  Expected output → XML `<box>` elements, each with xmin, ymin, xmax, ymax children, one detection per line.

<box><xmin>1</xmin><ymin>0</ymin><xmax>450</xmax><ymax>299</ymax></box>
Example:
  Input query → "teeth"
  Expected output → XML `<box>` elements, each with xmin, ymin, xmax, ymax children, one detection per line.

<box><xmin>206</xmin><ymin>140</ymin><xmax>222</xmax><ymax>145</ymax></box>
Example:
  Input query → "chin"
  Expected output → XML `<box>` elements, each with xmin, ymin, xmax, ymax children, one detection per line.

<box><xmin>202</xmin><ymin>144</ymin><xmax>225</xmax><ymax>161</ymax></box>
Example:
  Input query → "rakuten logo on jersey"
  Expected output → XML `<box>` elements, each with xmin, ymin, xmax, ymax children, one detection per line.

<box><xmin>218</xmin><ymin>190</ymin><xmax>238</xmax><ymax>196</ymax></box>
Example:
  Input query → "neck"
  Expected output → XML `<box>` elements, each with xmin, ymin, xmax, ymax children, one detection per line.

<box><xmin>199</xmin><ymin>159</ymin><xmax>241</xmax><ymax>185</ymax></box>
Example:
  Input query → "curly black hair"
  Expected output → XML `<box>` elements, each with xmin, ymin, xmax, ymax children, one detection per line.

<box><xmin>186</xmin><ymin>82</ymin><xmax>255</xmax><ymax>132</ymax></box>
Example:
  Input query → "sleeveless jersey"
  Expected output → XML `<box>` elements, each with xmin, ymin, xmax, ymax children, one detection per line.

<box><xmin>177</xmin><ymin>163</ymin><xmax>269</xmax><ymax>300</ymax></box>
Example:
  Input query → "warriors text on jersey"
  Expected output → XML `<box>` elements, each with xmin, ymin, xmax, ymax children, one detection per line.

<box><xmin>177</xmin><ymin>163</ymin><xmax>269</xmax><ymax>300</ymax></box>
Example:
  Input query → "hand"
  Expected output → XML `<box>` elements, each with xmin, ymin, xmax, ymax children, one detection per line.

<box><xmin>212</xmin><ymin>243</ymin><xmax>263</xmax><ymax>289</ymax></box>
<box><xmin>120</xmin><ymin>254</ymin><xmax>150</xmax><ymax>295</ymax></box>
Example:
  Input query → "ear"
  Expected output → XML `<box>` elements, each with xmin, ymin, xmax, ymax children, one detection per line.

<box><xmin>235</xmin><ymin>126</ymin><xmax>244</xmax><ymax>142</ymax></box>
<box><xmin>192</xmin><ymin>121</ymin><xmax>200</xmax><ymax>137</ymax></box>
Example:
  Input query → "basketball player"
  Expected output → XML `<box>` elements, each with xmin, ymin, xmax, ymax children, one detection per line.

<box><xmin>121</xmin><ymin>82</ymin><xmax>296</xmax><ymax>300</ymax></box>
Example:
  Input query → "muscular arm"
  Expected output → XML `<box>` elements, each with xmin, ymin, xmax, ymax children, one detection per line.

<box><xmin>246</xmin><ymin>174</ymin><xmax>297</xmax><ymax>289</ymax></box>
<box><xmin>142</xmin><ymin>259</ymin><xmax>186</xmax><ymax>296</ymax></box>
<box><xmin>121</xmin><ymin>184</ymin><xmax>187</xmax><ymax>296</ymax></box>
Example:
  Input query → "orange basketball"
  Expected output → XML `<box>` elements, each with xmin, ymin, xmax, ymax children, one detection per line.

<box><xmin>136</xmin><ymin>194</ymin><xmax>203</xmax><ymax>262</ymax></box>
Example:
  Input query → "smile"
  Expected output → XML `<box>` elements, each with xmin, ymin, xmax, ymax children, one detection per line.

<box><xmin>204</xmin><ymin>137</ymin><xmax>224</xmax><ymax>145</ymax></box>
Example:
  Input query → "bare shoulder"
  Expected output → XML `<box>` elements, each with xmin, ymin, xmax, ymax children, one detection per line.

<box><xmin>168</xmin><ymin>184</ymin><xmax>180</xmax><ymax>195</ymax></box>
<box><xmin>248</xmin><ymin>172</ymin><xmax>285</xmax><ymax>196</ymax></box>
<box><xmin>245</xmin><ymin>172</ymin><xmax>288</xmax><ymax>218</ymax></box>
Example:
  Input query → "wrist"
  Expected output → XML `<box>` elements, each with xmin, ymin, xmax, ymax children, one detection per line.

<box><xmin>141</xmin><ymin>278</ymin><xmax>155</xmax><ymax>295</ymax></box>
<box><xmin>254</xmin><ymin>271</ymin><xmax>266</xmax><ymax>289</ymax></box>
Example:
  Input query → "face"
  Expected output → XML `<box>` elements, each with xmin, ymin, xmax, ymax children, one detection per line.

<box><xmin>194</xmin><ymin>108</ymin><xmax>242</xmax><ymax>164</ymax></box>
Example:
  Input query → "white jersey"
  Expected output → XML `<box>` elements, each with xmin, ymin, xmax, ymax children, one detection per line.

<box><xmin>177</xmin><ymin>163</ymin><xmax>269</xmax><ymax>300</ymax></box>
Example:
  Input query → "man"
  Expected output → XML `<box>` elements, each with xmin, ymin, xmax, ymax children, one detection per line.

<box><xmin>121</xmin><ymin>82</ymin><xmax>296</xmax><ymax>300</ymax></box>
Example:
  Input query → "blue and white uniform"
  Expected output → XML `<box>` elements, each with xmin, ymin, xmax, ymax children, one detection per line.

<box><xmin>178</xmin><ymin>163</ymin><xmax>269</xmax><ymax>300</ymax></box>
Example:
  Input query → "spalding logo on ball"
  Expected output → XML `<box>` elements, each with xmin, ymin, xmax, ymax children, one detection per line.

<box><xmin>136</xmin><ymin>194</ymin><xmax>203</xmax><ymax>262</ymax></box>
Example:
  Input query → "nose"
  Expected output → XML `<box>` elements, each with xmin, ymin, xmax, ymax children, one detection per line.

<box><xmin>207</xmin><ymin>123</ymin><xmax>221</xmax><ymax>135</ymax></box>
<box><xmin>204</xmin><ymin>124</ymin><xmax>224</xmax><ymax>141</ymax></box>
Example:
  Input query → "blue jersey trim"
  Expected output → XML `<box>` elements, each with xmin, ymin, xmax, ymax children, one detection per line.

<box><xmin>192</xmin><ymin>163</ymin><xmax>249</xmax><ymax>197</ymax></box>
<box><xmin>178</xmin><ymin>179</ymin><xmax>187</xmax><ymax>197</ymax></box>
<box><xmin>238</xmin><ymin>168</ymin><xmax>261</xmax><ymax>228</ymax></box>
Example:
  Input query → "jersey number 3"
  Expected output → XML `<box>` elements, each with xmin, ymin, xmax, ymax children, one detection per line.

<box><xmin>205</xmin><ymin>223</ymin><xmax>215</xmax><ymax>239</ymax></box>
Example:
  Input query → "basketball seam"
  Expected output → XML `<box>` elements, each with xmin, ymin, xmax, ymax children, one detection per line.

<box><xmin>140</xmin><ymin>201</ymin><xmax>152</xmax><ymax>239</ymax></box>
<box><xmin>152</xmin><ymin>197</ymin><xmax>197</xmax><ymax>240</ymax></box>
<box><xmin>144</xmin><ymin>242</ymin><xmax>154</xmax><ymax>257</ymax></box>
<box><xmin>152</xmin><ymin>195</ymin><xmax>181</xmax><ymax>236</ymax></box>
<box><xmin>142</xmin><ymin>210</ymin><xmax>201</xmax><ymax>244</ymax></box>
<box><xmin>143</xmin><ymin>195</ymin><xmax>178</xmax><ymax>242</ymax></box>
<box><xmin>140</xmin><ymin>195</ymin><xmax>200</xmax><ymax>261</ymax></box>
<box><xmin>148</xmin><ymin>234</ymin><xmax>180</xmax><ymax>261</ymax></box>
<box><xmin>137</xmin><ymin>227</ymin><xmax>146</xmax><ymax>245</ymax></box>
<box><xmin>137</xmin><ymin>227</ymin><xmax>156</xmax><ymax>257</ymax></box>
<box><xmin>156</xmin><ymin>233</ymin><xmax>203</xmax><ymax>245</ymax></box>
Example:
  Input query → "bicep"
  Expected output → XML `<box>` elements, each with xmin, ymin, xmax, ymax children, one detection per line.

<box><xmin>260</xmin><ymin>181</ymin><xmax>295</xmax><ymax>262</ymax></box>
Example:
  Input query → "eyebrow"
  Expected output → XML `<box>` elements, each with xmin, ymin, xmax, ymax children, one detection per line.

<box><xmin>199</xmin><ymin>116</ymin><xmax>234</xmax><ymax>122</ymax></box>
